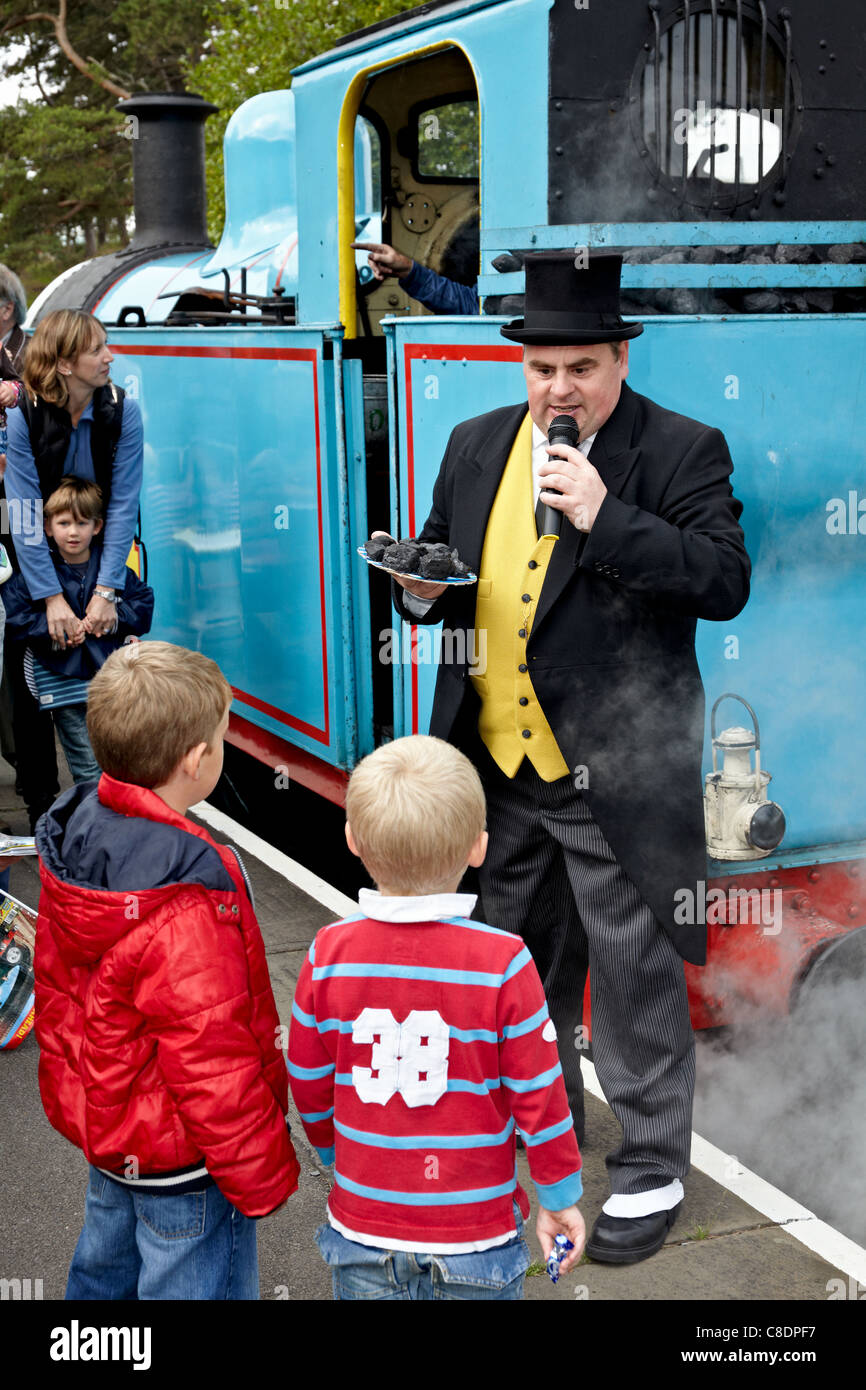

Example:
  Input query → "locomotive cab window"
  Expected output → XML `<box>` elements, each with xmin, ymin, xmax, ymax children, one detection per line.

<box><xmin>354</xmin><ymin>116</ymin><xmax>385</xmax><ymax>290</ymax></box>
<box><xmin>414</xmin><ymin>96</ymin><xmax>479</xmax><ymax>181</ymax></box>
<box><xmin>632</xmin><ymin>1</ymin><xmax>796</xmax><ymax>207</ymax></box>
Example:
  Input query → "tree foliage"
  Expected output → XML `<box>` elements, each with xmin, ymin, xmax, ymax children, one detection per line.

<box><xmin>0</xmin><ymin>0</ymin><xmax>207</xmax><ymax>297</ymax></box>
<box><xmin>186</xmin><ymin>0</ymin><xmax>419</xmax><ymax>243</ymax></box>
<box><xmin>0</xmin><ymin>0</ymin><xmax>207</xmax><ymax>99</ymax></box>
<box><xmin>0</xmin><ymin>0</ymin><xmax>416</xmax><ymax>297</ymax></box>
<box><xmin>0</xmin><ymin>103</ymin><xmax>128</xmax><ymax>281</ymax></box>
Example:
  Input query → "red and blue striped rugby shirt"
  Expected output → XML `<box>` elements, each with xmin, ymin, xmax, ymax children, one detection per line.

<box><xmin>288</xmin><ymin>891</ymin><xmax>583</xmax><ymax>1251</ymax></box>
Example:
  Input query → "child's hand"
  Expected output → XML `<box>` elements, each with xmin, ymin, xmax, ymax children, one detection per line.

<box><xmin>0</xmin><ymin>382</ymin><xmax>19</xmax><ymax>409</ymax></box>
<box><xmin>536</xmin><ymin>1204</ymin><xmax>586</xmax><ymax>1274</ymax></box>
<box><xmin>46</xmin><ymin>595</ymin><xmax>83</xmax><ymax>648</ymax></box>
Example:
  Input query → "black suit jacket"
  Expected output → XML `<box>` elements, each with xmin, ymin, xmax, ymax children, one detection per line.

<box><xmin>393</xmin><ymin>382</ymin><xmax>751</xmax><ymax>964</ymax></box>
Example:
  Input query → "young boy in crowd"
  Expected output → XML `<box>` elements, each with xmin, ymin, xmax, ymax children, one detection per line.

<box><xmin>289</xmin><ymin>734</ymin><xmax>585</xmax><ymax>1300</ymax></box>
<box><xmin>2</xmin><ymin>475</ymin><xmax>153</xmax><ymax>786</ymax></box>
<box><xmin>34</xmin><ymin>641</ymin><xmax>300</xmax><ymax>1299</ymax></box>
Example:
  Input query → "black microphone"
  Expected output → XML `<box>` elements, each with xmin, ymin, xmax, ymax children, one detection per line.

<box><xmin>542</xmin><ymin>413</ymin><xmax>581</xmax><ymax>538</ymax></box>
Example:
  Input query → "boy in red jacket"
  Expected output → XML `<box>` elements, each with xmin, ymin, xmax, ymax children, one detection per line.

<box><xmin>289</xmin><ymin>735</ymin><xmax>585</xmax><ymax>1300</ymax></box>
<box><xmin>35</xmin><ymin>641</ymin><xmax>300</xmax><ymax>1299</ymax></box>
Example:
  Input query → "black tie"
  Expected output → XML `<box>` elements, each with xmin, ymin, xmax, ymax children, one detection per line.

<box><xmin>535</xmin><ymin>493</ymin><xmax>545</xmax><ymax>539</ymax></box>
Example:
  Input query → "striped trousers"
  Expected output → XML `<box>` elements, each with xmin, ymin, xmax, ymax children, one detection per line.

<box><xmin>474</xmin><ymin>748</ymin><xmax>695</xmax><ymax>1197</ymax></box>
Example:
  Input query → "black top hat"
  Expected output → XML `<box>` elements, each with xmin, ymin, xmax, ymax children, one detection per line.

<box><xmin>500</xmin><ymin>251</ymin><xmax>643</xmax><ymax>345</ymax></box>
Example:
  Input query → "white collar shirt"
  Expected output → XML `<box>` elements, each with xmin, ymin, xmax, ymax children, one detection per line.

<box><xmin>356</xmin><ymin>887</ymin><xmax>477</xmax><ymax>923</ymax></box>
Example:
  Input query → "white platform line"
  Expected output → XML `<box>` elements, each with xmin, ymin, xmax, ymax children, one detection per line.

<box><xmin>191</xmin><ymin>800</ymin><xmax>358</xmax><ymax>919</ymax></box>
<box><xmin>581</xmin><ymin>1059</ymin><xmax>866</xmax><ymax>1287</ymax></box>
<box><xmin>196</xmin><ymin>799</ymin><xmax>866</xmax><ymax>1289</ymax></box>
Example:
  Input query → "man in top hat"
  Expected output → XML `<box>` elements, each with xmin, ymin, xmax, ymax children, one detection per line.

<box><xmin>385</xmin><ymin>251</ymin><xmax>751</xmax><ymax>1264</ymax></box>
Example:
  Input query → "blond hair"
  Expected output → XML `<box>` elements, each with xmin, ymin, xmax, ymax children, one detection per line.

<box><xmin>44</xmin><ymin>476</ymin><xmax>103</xmax><ymax>524</ymax></box>
<box><xmin>345</xmin><ymin>736</ymin><xmax>486</xmax><ymax>895</ymax></box>
<box><xmin>24</xmin><ymin>309</ymin><xmax>106</xmax><ymax>407</ymax></box>
<box><xmin>87</xmin><ymin>642</ymin><xmax>231</xmax><ymax>788</ymax></box>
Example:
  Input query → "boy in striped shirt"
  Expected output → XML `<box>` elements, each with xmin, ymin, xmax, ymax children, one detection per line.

<box><xmin>288</xmin><ymin>735</ymin><xmax>584</xmax><ymax>1300</ymax></box>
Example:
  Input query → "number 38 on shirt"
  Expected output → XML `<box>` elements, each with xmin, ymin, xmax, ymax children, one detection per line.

<box><xmin>352</xmin><ymin>1007</ymin><xmax>450</xmax><ymax>1108</ymax></box>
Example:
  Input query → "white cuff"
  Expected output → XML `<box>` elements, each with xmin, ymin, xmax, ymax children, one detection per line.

<box><xmin>402</xmin><ymin>590</ymin><xmax>435</xmax><ymax>617</ymax></box>
<box><xmin>601</xmin><ymin>1179</ymin><xmax>684</xmax><ymax>1218</ymax></box>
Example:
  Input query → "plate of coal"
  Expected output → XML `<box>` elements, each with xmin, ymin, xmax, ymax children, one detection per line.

<box><xmin>358</xmin><ymin>536</ymin><xmax>477</xmax><ymax>585</ymax></box>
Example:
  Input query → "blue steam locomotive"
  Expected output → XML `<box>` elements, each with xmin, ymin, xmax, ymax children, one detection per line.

<box><xmin>29</xmin><ymin>0</ymin><xmax>866</xmax><ymax>1024</ymax></box>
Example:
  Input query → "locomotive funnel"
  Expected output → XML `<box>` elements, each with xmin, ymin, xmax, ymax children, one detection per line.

<box><xmin>116</xmin><ymin>92</ymin><xmax>218</xmax><ymax>251</ymax></box>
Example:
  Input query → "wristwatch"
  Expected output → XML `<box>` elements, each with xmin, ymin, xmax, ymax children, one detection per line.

<box><xmin>94</xmin><ymin>587</ymin><xmax>117</xmax><ymax>603</ymax></box>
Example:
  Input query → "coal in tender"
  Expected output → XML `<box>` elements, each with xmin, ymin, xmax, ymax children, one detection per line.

<box><xmin>365</xmin><ymin>534</ymin><xmax>395</xmax><ymax>562</ymax></box>
<box><xmin>382</xmin><ymin>541</ymin><xmax>423</xmax><ymax>573</ymax></box>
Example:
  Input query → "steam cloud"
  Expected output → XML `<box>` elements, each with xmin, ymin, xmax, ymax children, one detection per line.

<box><xmin>694</xmin><ymin>970</ymin><xmax>866</xmax><ymax>1247</ymax></box>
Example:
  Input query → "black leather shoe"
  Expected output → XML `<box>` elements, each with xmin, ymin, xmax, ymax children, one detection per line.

<box><xmin>586</xmin><ymin>1201</ymin><xmax>682</xmax><ymax>1265</ymax></box>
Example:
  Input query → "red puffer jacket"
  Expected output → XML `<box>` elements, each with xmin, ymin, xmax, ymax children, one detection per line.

<box><xmin>35</xmin><ymin>774</ymin><xmax>299</xmax><ymax>1218</ymax></box>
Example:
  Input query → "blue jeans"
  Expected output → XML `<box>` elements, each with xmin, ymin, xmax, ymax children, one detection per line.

<box><xmin>66</xmin><ymin>1167</ymin><xmax>259</xmax><ymax>1300</ymax></box>
<box><xmin>315</xmin><ymin>1209</ymin><xmax>531</xmax><ymax>1301</ymax></box>
<box><xmin>53</xmin><ymin>703</ymin><xmax>101</xmax><ymax>784</ymax></box>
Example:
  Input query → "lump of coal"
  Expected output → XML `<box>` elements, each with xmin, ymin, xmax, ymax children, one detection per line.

<box><xmin>365</xmin><ymin>533</ymin><xmax>395</xmax><ymax>562</ymax></box>
<box><xmin>498</xmin><ymin>294</ymin><xmax>524</xmax><ymax>316</ymax></box>
<box><xmin>656</xmin><ymin>288</ymin><xmax>703</xmax><ymax>315</ymax></box>
<box><xmin>775</xmin><ymin>243</ymin><xmax>809</xmax><ymax>265</ymax></box>
<box><xmin>417</xmin><ymin>542</ymin><xmax>473</xmax><ymax>579</ymax></box>
<box><xmin>780</xmin><ymin>292</ymin><xmax>809</xmax><ymax>313</ymax></box>
<box><xmin>382</xmin><ymin>541</ymin><xmax>423</xmax><ymax>573</ymax></box>
<box><xmin>803</xmin><ymin>289</ymin><xmax>834</xmax><ymax>312</ymax></box>
<box><xmin>372</xmin><ymin>535</ymin><xmax>472</xmax><ymax>579</ymax></box>
<box><xmin>418</xmin><ymin>550</ymin><xmax>454</xmax><ymax>579</ymax></box>
<box><xmin>828</xmin><ymin>242</ymin><xmax>865</xmax><ymax>264</ymax></box>
<box><xmin>741</xmin><ymin>291</ymin><xmax>782</xmax><ymax>313</ymax></box>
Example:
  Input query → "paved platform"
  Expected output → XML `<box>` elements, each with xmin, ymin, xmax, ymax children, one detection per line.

<box><xmin>0</xmin><ymin>756</ymin><xmax>861</xmax><ymax>1305</ymax></box>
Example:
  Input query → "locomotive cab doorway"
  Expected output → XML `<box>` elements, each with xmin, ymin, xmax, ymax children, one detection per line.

<box><xmin>340</xmin><ymin>45</ymin><xmax>480</xmax><ymax>338</ymax></box>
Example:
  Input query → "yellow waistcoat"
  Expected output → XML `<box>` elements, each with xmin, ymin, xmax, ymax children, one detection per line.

<box><xmin>469</xmin><ymin>413</ymin><xmax>570</xmax><ymax>781</ymax></box>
